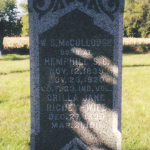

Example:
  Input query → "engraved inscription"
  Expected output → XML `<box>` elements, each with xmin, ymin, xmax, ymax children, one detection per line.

<box><xmin>39</xmin><ymin>11</ymin><xmax>114</xmax><ymax>134</ymax></box>
<box><xmin>40</xmin><ymin>39</ymin><xmax>113</xmax><ymax>47</ymax></box>
<box><xmin>40</xmin><ymin>36</ymin><xmax>113</xmax><ymax>128</ymax></box>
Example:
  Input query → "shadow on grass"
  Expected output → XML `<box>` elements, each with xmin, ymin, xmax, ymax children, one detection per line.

<box><xmin>0</xmin><ymin>72</ymin><xmax>8</xmax><ymax>75</ymax></box>
<box><xmin>0</xmin><ymin>100</ymin><xmax>8</xmax><ymax>104</ymax></box>
<box><xmin>10</xmin><ymin>70</ymin><xmax>30</xmax><ymax>73</ymax></box>
<box><xmin>3</xmin><ymin>47</ymin><xmax>29</xmax><ymax>54</ymax></box>
<box><xmin>0</xmin><ymin>70</ymin><xmax>30</xmax><ymax>75</ymax></box>
<box><xmin>1</xmin><ymin>48</ymin><xmax>29</xmax><ymax>61</ymax></box>
<box><xmin>0</xmin><ymin>101</ymin><xmax>3</xmax><ymax>104</ymax></box>
<box><xmin>2</xmin><ymin>55</ymin><xmax>29</xmax><ymax>61</ymax></box>
<box><xmin>123</xmin><ymin>64</ymin><xmax>150</xmax><ymax>67</ymax></box>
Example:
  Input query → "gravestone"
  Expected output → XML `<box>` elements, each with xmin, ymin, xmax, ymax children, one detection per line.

<box><xmin>29</xmin><ymin>0</ymin><xmax>124</xmax><ymax>150</ymax></box>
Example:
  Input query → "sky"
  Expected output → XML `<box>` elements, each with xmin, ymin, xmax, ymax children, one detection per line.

<box><xmin>16</xmin><ymin>0</ymin><xmax>27</xmax><ymax>17</ymax></box>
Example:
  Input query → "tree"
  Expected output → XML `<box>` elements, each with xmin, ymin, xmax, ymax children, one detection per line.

<box><xmin>20</xmin><ymin>3</ymin><xmax>29</xmax><ymax>36</ymax></box>
<box><xmin>124</xmin><ymin>0</ymin><xmax>150</xmax><ymax>37</ymax></box>
<box><xmin>138</xmin><ymin>1</ymin><xmax>150</xmax><ymax>37</ymax></box>
<box><xmin>0</xmin><ymin>0</ymin><xmax>22</xmax><ymax>53</ymax></box>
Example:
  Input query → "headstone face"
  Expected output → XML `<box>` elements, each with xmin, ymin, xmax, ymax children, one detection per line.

<box><xmin>29</xmin><ymin>1</ymin><xmax>124</xmax><ymax>150</ymax></box>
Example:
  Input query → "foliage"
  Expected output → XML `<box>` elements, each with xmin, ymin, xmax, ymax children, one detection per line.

<box><xmin>0</xmin><ymin>0</ymin><xmax>22</xmax><ymax>53</ymax></box>
<box><xmin>20</xmin><ymin>4</ymin><xmax>29</xmax><ymax>36</ymax></box>
<box><xmin>123</xmin><ymin>44</ymin><xmax>150</xmax><ymax>53</ymax></box>
<box><xmin>124</xmin><ymin>0</ymin><xmax>150</xmax><ymax>37</ymax></box>
<box><xmin>21</xmin><ymin>14</ymin><xmax>29</xmax><ymax>36</ymax></box>
<box><xmin>2</xmin><ymin>0</ymin><xmax>149</xmax><ymax>38</ymax></box>
<box><xmin>0</xmin><ymin>0</ymin><xmax>22</xmax><ymax>37</ymax></box>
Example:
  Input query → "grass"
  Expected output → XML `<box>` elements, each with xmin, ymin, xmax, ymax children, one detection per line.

<box><xmin>2</xmin><ymin>54</ymin><xmax>29</xmax><ymax>61</ymax></box>
<box><xmin>0</xmin><ymin>53</ymin><xmax>150</xmax><ymax>149</ymax></box>
<box><xmin>123</xmin><ymin>53</ymin><xmax>150</xmax><ymax>67</ymax></box>
<box><xmin>0</xmin><ymin>55</ymin><xmax>30</xmax><ymax>150</ymax></box>
<box><xmin>0</xmin><ymin>54</ymin><xmax>29</xmax><ymax>75</ymax></box>
<box><xmin>122</xmin><ymin>53</ymin><xmax>150</xmax><ymax>149</ymax></box>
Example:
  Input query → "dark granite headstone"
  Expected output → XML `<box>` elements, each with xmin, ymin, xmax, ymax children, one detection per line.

<box><xmin>29</xmin><ymin>1</ymin><xmax>124</xmax><ymax>150</ymax></box>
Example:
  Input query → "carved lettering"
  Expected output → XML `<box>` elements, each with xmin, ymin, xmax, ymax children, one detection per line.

<box><xmin>70</xmin><ymin>68</ymin><xmax>103</xmax><ymax>75</ymax></box>
<box><xmin>49</xmin><ymin>113</ymin><xmax>81</xmax><ymax>121</ymax></box>
<box><xmin>40</xmin><ymin>39</ymin><xmax>46</xmax><ymax>46</ymax></box>
<box><xmin>84</xmin><ymin>113</ymin><xmax>104</xmax><ymax>120</ymax></box>
<box><xmin>84</xmin><ymin>94</ymin><xmax>105</xmax><ymax>102</ymax></box>
<box><xmin>52</xmin><ymin>122</ymin><xmax>58</xmax><ymax>128</ymax></box>
<box><xmin>47</xmin><ymin>94</ymin><xmax>78</xmax><ymax>101</ymax></box>
<box><xmin>49</xmin><ymin>77</ymin><xmax>65</xmax><ymax>83</ymax></box>
<box><xmin>49</xmin><ymin>68</ymin><xmax>67</xmax><ymax>75</ymax></box>
<box><xmin>44</xmin><ymin>58</ymin><xmax>88</xmax><ymax>66</ymax></box>
<box><xmin>95</xmin><ymin>85</ymin><xmax>112</xmax><ymax>92</ymax></box>
<box><xmin>48</xmin><ymin>39</ymin><xmax>112</xmax><ymax>47</ymax></box>
<box><xmin>47</xmin><ymin>103</ymin><xmax>78</xmax><ymax>112</ymax></box>
<box><xmin>51</xmin><ymin>122</ymin><xmax>102</xmax><ymax>129</ymax></box>
<box><xmin>60</xmin><ymin>49</ymin><xmax>91</xmax><ymax>56</ymax></box>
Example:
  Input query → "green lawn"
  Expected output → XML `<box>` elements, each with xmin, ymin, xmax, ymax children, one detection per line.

<box><xmin>122</xmin><ymin>53</ymin><xmax>150</xmax><ymax>150</ymax></box>
<box><xmin>0</xmin><ymin>53</ymin><xmax>150</xmax><ymax>149</ymax></box>
<box><xmin>0</xmin><ymin>55</ymin><xmax>30</xmax><ymax>150</ymax></box>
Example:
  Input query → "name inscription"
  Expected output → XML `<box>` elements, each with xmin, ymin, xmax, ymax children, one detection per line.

<box><xmin>40</xmin><ymin>39</ymin><xmax>113</xmax><ymax>47</ymax></box>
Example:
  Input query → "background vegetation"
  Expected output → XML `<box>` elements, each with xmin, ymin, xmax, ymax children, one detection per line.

<box><xmin>0</xmin><ymin>0</ymin><xmax>22</xmax><ymax>37</ymax></box>
<box><xmin>124</xmin><ymin>0</ymin><xmax>150</xmax><ymax>37</ymax></box>
<box><xmin>1</xmin><ymin>0</ymin><xmax>150</xmax><ymax>39</ymax></box>
<box><xmin>18</xmin><ymin>0</ymin><xmax>150</xmax><ymax>38</ymax></box>
<box><xmin>0</xmin><ymin>0</ymin><xmax>22</xmax><ymax>54</ymax></box>
<box><xmin>20</xmin><ymin>3</ymin><xmax>28</xmax><ymax>36</ymax></box>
